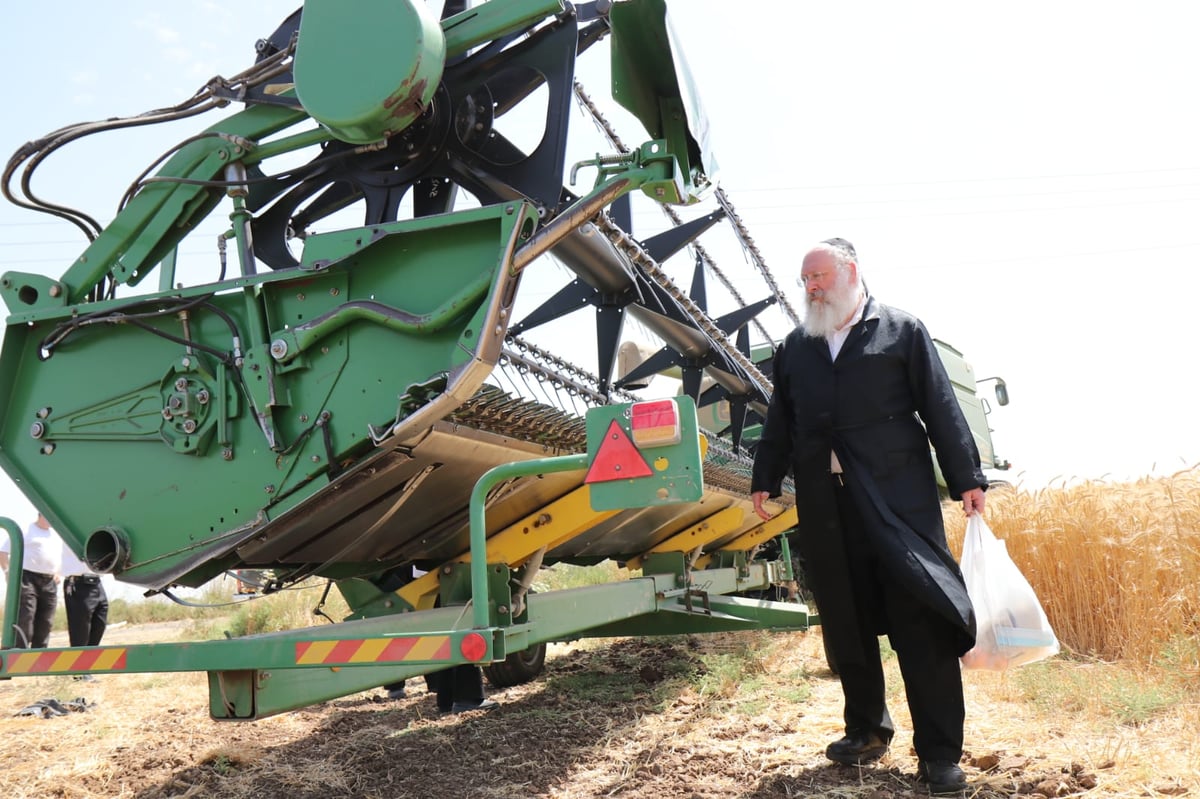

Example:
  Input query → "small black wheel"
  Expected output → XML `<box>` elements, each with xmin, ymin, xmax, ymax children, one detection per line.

<box><xmin>482</xmin><ymin>642</ymin><xmax>547</xmax><ymax>687</ymax></box>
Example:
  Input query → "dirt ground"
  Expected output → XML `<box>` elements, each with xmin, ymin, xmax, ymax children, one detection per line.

<box><xmin>0</xmin><ymin>623</ymin><xmax>1195</xmax><ymax>799</ymax></box>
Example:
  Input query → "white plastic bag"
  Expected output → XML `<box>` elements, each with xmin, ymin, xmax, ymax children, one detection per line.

<box><xmin>960</xmin><ymin>514</ymin><xmax>1059</xmax><ymax>670</ymax></box>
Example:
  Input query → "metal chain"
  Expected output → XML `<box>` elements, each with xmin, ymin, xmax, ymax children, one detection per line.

<box><xmin>592</xmin><ymin>214</ymin><xmax>773</xmax><ymax>395</ymax></box>
<box><xmin>713</xmin><ymin>188</ymin><xmax>800</xmax><ymax>326</ymax></box>
<box><xmin>503</xmin><ymin>336</ymin><xmax>641</xmax><ymax>404</ymax></box>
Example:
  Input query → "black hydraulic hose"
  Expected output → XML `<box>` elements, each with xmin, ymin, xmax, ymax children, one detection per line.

<box><xmin>2</xmin><ymin>41</ymin><xmax>296</xmax><ymax>242</ymax></box>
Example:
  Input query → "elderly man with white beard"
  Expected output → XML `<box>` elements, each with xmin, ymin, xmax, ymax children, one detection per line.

<box><xmin>750</xmin><ymin>238</ymin><xmax>987</xmax><ymax>795</ymax></box>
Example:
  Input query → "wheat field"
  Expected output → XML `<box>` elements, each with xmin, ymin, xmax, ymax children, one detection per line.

<box><xmin>943</xmin><ymin>467</ymin><xmax>1200</xmax><ymax>667</ymax></box>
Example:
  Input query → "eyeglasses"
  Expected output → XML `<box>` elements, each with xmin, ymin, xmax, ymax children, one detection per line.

<box><xmin>798</xmin><ymin>271</ymin><xmax>834</xmax><ymax>287</ymax></box>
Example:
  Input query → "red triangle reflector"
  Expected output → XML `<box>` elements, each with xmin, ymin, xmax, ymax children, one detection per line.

<box><xmin>585</xmin><ymin>420</ymin><xmax>653</xmax><ymax>483</ymax></box>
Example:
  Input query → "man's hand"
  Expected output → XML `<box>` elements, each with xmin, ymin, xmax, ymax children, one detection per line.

<box><xmin>961</xmin><ymin>487</ymin><xmax>986</xmax><ymax>516</ymax></box>
<box><xmin>751</xmin><ymin>490</ymin><xmax>774</xmax><ymax>521</ymax></box>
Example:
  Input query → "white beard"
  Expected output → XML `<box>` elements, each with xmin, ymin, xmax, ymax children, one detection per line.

<box><xmin>802</xmin><ymin>275</ymin><xmax>861</xmax><ymax>338</ymax></box>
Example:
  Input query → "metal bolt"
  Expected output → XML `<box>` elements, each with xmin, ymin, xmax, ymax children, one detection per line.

<box><xmin>264</xmin><ymin>484</ymin><xmax>276</xmax><ymax>494</ymax></box>
<box><xmin>29</xmin><ymin>422</ymin><xmax>45</xmax><ymax>439</ymax></box>
<box><xmin>311</xmin><ymin>455</ymin><xmax>321</xmax><ymax>463</ymax></box>
<box><xmin>297</xmin><ymin>293</ymin><xmax>306</xmax><ymax>301</ymax></box>
<box><xmin>175</xmin><ymin>377</ymin><xmax>189</xmax><ymax>391</ymax></box>
<box><xmin>181</xmin><ymin>357</ymin><xmax>192</xmax><ymax>368</ymax></box>
<box><xmin>182</xmin><ymin>420</ymin><xmax>197</xmax><ymax>434</ymax></box>
<box><xmin>41</xmin><ymin>443</ymin><xmax>55</xmax><ymax>455</ymax></box>
<box><xmin>168</xmin><ymin>396</ymin><xmax>182</xmax><ymax>410</ymax></box>
<box><xmin>222</xmin><ymin>448</ymin><xmax>234</xmax><ymax>461</ymax></box>
<box><xmin>162</xmin><ymin>409</ymin><xmax>174</xmax><ymax>420</ymax></box>
<box><xmin>36</xmin><ymin>407</ymin><xmax>50</xmax><ymax>419</ymax></box>
<box><xmin>498</xmin><ymin>605</ymin><xmax>509</xmax><ymax>614</ymax></box>
<box><xmin>270</xmin><ymin>339</ymin><xmax>289</xmax><ymax>359</ymax></box>
<box><xmin>330</xmin><ymin>287</ymin><xmax>340</xmax><ymax>297</ymax></box>
<box><xmin>196</xmin><ymin>389</ymin><xmax>210</xmax><ymax>405</ymax></box>
<box><xmin>48</xmin><ymin>285</ymin><xmax>61</xmax><ymax>298</ymax></box>
<box><xmin>299</xmin><ymin>414</ymin><xmax>309</xmax><ymax>423</ymax></box>
<box><xmin>443</xmin><ymin>566</ymin><xmax>453</xmax><ymax>575</ymax></box>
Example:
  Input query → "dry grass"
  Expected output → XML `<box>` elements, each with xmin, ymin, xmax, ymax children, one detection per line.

<box><xmin>2</xmin><ymin>628</ymin><xmax>1197</xmax><ymax>798</ymax></box>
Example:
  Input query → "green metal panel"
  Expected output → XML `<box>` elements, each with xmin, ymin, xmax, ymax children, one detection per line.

<box><xmin>609</xmin><ymin>0</ymin><xmax>714</xmax><ymax>201</ymax></box>
<box><xmin>293</xmin><ymin>0</ymin><xmax>446</xmax><ymax>144</ymax></box>
<box><xmin>585</xmin><ymin>396</ymin><xmax>704</xmax><ymax>510</ymax></box>
<box><xmin>574</xmin><ymin>598</ymin><xmax>811</xmax><ymax>638</ymax></box>
<box><xmin>0</xmin><ymin>203</ymin><xmax>539</xmax><ymax>588</ymax></box>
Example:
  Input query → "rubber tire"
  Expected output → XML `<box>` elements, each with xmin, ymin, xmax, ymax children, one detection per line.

<box><xmin>482</xmin><ymin>642</ymin><xmax>547</xmax><ymax>688</ymax></box>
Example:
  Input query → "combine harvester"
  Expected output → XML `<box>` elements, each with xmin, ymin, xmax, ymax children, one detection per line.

<box><xmin>0</xmin><ymin>0</ymin><xmax>1006</xmax><ymax>719</ymax></box>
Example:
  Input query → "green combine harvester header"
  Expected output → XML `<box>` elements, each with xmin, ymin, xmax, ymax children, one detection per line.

<box><xmin>0</xmin><ymin>0</ymin><xmax>1006</xmax><ymax>719</ymax></box>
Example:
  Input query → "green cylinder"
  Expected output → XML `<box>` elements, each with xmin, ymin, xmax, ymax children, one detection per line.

<box><xmin>294</xmin><ymin>0</ymin><xmax>446</xmax><ymax>144</ymax></box>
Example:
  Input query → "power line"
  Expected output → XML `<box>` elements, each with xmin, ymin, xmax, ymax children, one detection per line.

<box><xmin>734</xmin><ymin>193</ymin><xmax>1200</xmax><ymax>225</ymax></box>
<box><xmin>718</xmin><ymin>165</ymin><xmax>1200</xmax><ymax>194</ymax></box>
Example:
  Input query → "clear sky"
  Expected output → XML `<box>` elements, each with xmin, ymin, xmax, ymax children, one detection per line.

<box><xmin>1</xmin><ymin>0</ymin><xmax>1197</xmax><ymax>586</ymax></box>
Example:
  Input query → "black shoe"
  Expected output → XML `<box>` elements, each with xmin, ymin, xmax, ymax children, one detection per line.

<box><xmin>825</xmin><ymin>733</ymin><xmax>889</xmax><ymax>765</ymax></box>
<box><xmin>449</xmin><ymin>698</ymin><xmax>498</xmax><ymax>714</ymax></box>
<box><xmin>917</xmin><ymin>761</ymin><xmax>966</xmax><ymax>795</ymax></box>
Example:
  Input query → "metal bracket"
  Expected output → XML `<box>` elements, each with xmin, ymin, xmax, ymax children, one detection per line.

<box><xmin>682</xmin><ymin>588</ymin><xmax>712</xmax><ymax>616</ymax></box>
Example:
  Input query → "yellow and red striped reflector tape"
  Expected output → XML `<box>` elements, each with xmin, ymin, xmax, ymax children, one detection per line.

<box><xmin>3</xmin><ymin>647</ymin><xmax>128</xmax><ymax>675</ymax></box>
<box><xmin>295</xmin><ymin>635</ymin><xmax>454</xmax><ymax>665</ymax></box>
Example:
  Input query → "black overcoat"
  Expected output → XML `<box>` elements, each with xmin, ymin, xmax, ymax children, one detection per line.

<box><xmin>751</xmin><ymin>297</ymin><xmax>985</xmax><ymax>664</ymax></box>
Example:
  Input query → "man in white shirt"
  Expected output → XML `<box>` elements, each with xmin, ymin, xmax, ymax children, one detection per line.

<box><xmin>0</xmin><ymin>513</ymin><xmax>62</xmax><ymax>648</ymax></box>
<box><xmin>61</xmin><ymin>537</ymin><xmax>109</xmax><ymax>649</ymax></box>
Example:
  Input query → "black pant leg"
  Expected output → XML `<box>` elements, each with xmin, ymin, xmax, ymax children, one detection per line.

<box><xmin>425</xmin><ymin>669</ymin><xmax>453</xmax><ymax>710</ymax></box>
<box><xmin>65</xmin><ymin>580</ymin><xmax>91</xmax><ymax>647</ymax></box>
<box><xmin>879</xmin><ymin>567</ymin><xmax>965</xmax><ymax>762</ymax></box>
<box><xmin>15</xmin><ymin>576</ymin><xmax>38</xmax><ymax>648</ymax></box>
<box><xmin>833</xmin><ymin>485</ymin><xmax>894</xmax><ymax>741</ymax></box>
<box><xmin>88</xmin><ymin>585</ymin><xmax>109</xmax><ymax>646</ymax></box>
<box><xmin>65</xmin><ymin>579</ymin><xmax>108</xmax><ymax>647</ymax></box>
<box><xmin>450</xmin><ymin>665</ymin><xmax>485</xmax><ymax>704</ymax></box>
<box><xmin>30</xmin><ymin>573</ymin><xmax>57</xmax><ymax>648</ymax></box>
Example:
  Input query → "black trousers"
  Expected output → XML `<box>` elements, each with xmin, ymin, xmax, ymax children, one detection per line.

<box><xmin>64</xmin><ymin>575</ymin><xmax>109</xmax><ymax>647</ymax></box>
<box><xmin>386</xmin><ymin>666</ymin><xmax>485</xmax><ymax>710</ymax></box>
<box><xmin>425</xmin><ymin>665</ymin><xmax>485</xmax><ymax>711</ymax></box>
<box><xmin>16</xmin><ymin>571</ymin><xmax>58</xmax><ymax>648</ymax></box>
<box><xmin>833</xmin><ymin>481</ymin><xmax>965</xmax><ymax>763</ymax></box>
